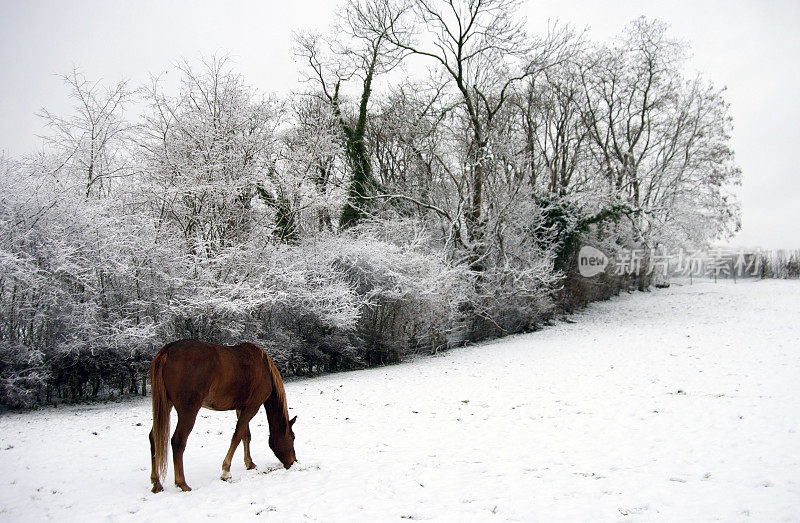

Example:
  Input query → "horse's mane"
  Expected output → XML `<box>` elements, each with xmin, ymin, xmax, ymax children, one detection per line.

<box><xmin>265</xmin><ymin>352</ymin><xmax>289</xmax><ymax>423</ymax></box>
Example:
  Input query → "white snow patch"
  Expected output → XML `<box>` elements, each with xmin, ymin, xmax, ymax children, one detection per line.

<box><xmin>1</xmin><ymin>280</ymin><xmax>799</xmax><ymax>521</ymax></box>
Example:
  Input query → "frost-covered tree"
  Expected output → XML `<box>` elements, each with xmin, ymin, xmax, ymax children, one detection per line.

<box><xmin>579</xmin><ymin>18</ymin><xmax>741</xmax><ymax>250</ymax></box>
<box><xmin>381</xmin><ymin>0</ymin><xmax>570</xmax><ymax>269</ymax></box>
<box><xmin>296</xmin><ymin>0</ymin><xmax>410</xmax><ymax>227</ymax></box>
<box><xmin>0</xmin><ymin>13</ymin><xmax>744</xmax><ymax>408</ymax></box>
<box><xmin>263</xmin><ymin>98</ymin><xmax>345</xmax><ymax>241</ymax></box>
<box><xmin>138</xmin><ymin>57</ymin><xmax>281</xmax><ymax>256</ymax></box>
<box><xmin>0</xmin><ymin>153</ymin><xmax>157</xmax><ymax>406</ymax></box>
<box><xmin>38</xmin><ymin>67</ymin><xmax>135</xmax><ymax>198</ymax></box>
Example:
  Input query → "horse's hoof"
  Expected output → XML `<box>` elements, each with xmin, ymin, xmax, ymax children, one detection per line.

<box><xmin>221</xmin><ymin>471</ymin><xmax>232</xmax><ymax>482</ymax></box>
<box><xmin>151</xmin><ymin>483</ymin><xmax>164</xmax><ymax>494</ymax></box>
<box><xmin>246</xmin><ymin>462</ymin><xmax>257</xmax><ymax>470</ymax></box>
<box><xmin>176</xmin><ymin>483</ymin><xmax>192</xmax><ymax>492</ymax></box>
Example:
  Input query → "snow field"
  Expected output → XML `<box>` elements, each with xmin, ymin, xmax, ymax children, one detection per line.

<box><xmin>0</xmin><ymin>279</ymin><xmax>798</xmax><ymax>521</ymax></box>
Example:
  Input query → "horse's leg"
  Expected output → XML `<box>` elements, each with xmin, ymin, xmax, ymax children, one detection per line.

<box><xmin>171</xmin><ymin>405</ymin><xmax>200</xmax><ymax>492</ymax></box>
<box><xmin>149</xmin><ymin>429</ymin><xmax>163</xmax><ymax>493</ymax></box>
<box><xmin>236</xmin><ymin>409</ymin><xmax>257</xmax><ymax>470</ymax></box>
<box><xmin>221</xmin><ymin>405</ymin><xmax>259</xmax><ymax>481</ymax></box>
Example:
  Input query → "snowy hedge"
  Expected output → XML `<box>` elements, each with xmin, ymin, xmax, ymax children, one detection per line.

<box><xmin>0</xmin><ymin>11</ymin><xmax>743</xmax><ymax>407</ymax></box>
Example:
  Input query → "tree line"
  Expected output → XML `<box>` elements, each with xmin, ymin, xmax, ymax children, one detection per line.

<box><xmin>0</xmin><ymin>0</ymin><xmax>740</xmax><ymax>408</ymax></box>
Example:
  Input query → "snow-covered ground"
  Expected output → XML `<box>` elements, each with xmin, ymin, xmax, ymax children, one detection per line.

<box><xmin>1</xmin><ymin>280</ymin><xmax>799</xmax><ymax>521</ymax></box>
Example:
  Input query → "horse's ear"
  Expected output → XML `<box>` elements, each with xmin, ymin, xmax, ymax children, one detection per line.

<box><xmin>289</xmin><ymin>415</ymin><xmax>297</xmax><ymax>427</ymax></box>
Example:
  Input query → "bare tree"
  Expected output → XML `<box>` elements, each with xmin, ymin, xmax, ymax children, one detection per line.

<box><xmin>382</xmin><ymin>0</ymin><xmax>571</xmax><ymax>269</ymax></box>
<box><xmin>38</xmin><ymin>67</ymin><xmax>134</xmax><ymax>198</ymax></box>
<box><xmin>391</xmin><ymin>0</ymin><xmax>529</xmax><ymax>244</ymax></box>
<box><xmin>263</xmin><ymin>97</ymin><xmax>346</xmax><ymax>241</ymax></box>
<box><xmin>296</xmin><ymin>0</ymin><xmax>410</xmax><ymax>228</ymax></box>
<box><xmin>579</xmin><ymin>18</ymin><xmax>740</xmax><ymax>250</ymax></box>
<box><xmin>138</xmin><ymin>57</ymin><xmax>280</xmax><ymax>255</ymax></box>
<box><xmin>518</xmin><ymin>54</ymin><xmax>590</xmax><ymax>196</ymax></box>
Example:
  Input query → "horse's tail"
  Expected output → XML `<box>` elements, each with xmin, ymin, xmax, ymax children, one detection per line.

<box><xmin>150</xmin><ymin>351</ymin><xmax>170</xmax><ymax>482</ymax></box>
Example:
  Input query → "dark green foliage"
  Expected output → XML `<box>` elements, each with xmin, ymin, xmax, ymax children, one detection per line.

<box><xmin>339</xmin><ymin>135</ymin><xmax>374</xmax><ymax>228</ymax></box>
<box><xmin>532</xmin><ymin>193</ymin><xmax>584</xmax><ymax>273</ymax></box>
<box><xmin>533</xmin><ymin>193</ymin><xmax>633</xmax><ymax>273</ymax></box>
<box><xmin>760</xmin><ymin>250</ymin><xmax>800</xmax><ymax>279</ymax></box>
<box><xmin>256</xmin><ymin>185</ymin><xmax>300</xmax><ymax>244</ymax></box>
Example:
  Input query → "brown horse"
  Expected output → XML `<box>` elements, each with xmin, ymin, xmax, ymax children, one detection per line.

<box><xmin>148</xmin><ymin>339</ymin><xmax>297</xmax><ymax>493</ymax></box>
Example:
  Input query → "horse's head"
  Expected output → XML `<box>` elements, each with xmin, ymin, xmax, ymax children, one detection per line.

<box><xmin>269</xmin><ymin>415</ymin><xmax>297</xmax><ymax>469</ymax></box>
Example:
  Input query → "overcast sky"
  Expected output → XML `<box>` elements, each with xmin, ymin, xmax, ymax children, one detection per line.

<box><xmin>1</xmin><ymin>0</ymin><xmax>798</xmax><ymax>249</ymax></box>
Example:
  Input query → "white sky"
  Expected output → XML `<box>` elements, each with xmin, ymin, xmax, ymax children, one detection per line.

<box><xmin>1</xmin><ymin>0</ymin><xmax>798</xmax><ymax>249</ymax></box>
